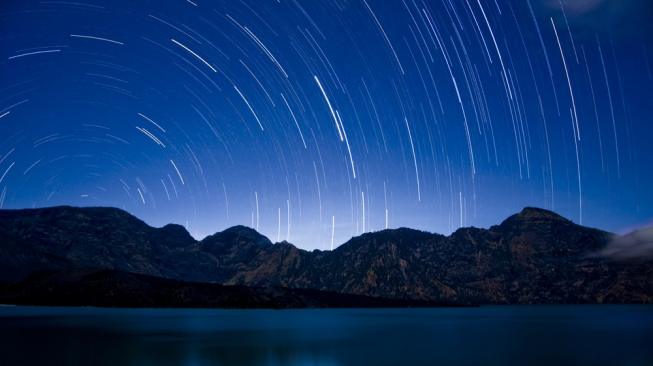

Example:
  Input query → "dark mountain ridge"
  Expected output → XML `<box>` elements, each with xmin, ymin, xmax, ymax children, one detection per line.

<box><xmin>0</xmin><ymin>205</ymin><xmax>651</xmax><ymax>304</ymax></box>
<box><xmin>0</xmin><ymin>268</ymin><xmax>443</xmax><ymax>309</ymax></box>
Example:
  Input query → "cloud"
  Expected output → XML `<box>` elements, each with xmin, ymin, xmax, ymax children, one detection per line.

<box><xmin>598</xmin><ymin>225</ymin><xmax>653</xmax><ymax>260</ymax></box>
<box><xmin>540</xmin><ymin>0</ymin><xmax>653</xmax><ymax>39</ymax></box>
<box><xmin>545</xmin><ymin>0</ymin><xmax>608</xmax><ymax>16</ymax></box>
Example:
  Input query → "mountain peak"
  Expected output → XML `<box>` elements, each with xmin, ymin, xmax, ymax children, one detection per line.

<box><xmin>158</xmin><ymin>223</ymin><xmax>194</xmax><ymax>243</ymax></box>
<box><xmin>161</xmin><ymin>223</ymin><xmax>189</xmax><ymax>232</ymax></box>
<box><xmin>499</xmin><ymin>207</ymin><xmax>569</xmax><ymax>227</ymax></box>
<box><xmin>518</xmin><ymin>207</ymin><xmax>566</xmax><ymax>219</ymax></box>
<box><xmin>204</xmin><ymin>225</ymin><xmax>272</xmax><ymax>247</ymax></box>
<box><xmin>222</xmin><ymin>225</ymin><xmax>265</xmax><ymax>237</ymax></box>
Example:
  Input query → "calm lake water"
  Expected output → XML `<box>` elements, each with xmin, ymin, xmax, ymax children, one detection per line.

<box><xmin>0</xmin><ymin>305</ymin><xmax>652</xmax><ymax>366</ymax></box>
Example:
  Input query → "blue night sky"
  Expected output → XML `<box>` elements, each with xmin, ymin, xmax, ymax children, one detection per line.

<box><xmin>0</xmin><ymin>0</ymin><xmax>652</xmax><ymax>249</ymax></box>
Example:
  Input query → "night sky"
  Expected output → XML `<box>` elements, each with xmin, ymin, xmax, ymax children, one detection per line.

<box><xmin>1</xmin><ymin>0</ymin><xmax>652</xmax><ymax>249</ymax></box>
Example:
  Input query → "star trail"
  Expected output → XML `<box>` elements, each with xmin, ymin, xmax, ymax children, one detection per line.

<box><xmin>0</xmin><ymin>0</ymin><xmax>652</xmax><ymax>249</ymax></box>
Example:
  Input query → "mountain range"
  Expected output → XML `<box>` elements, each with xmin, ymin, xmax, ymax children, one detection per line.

<box><xmin>0</xmin><ymin>205</ymin><xmax>651</xmax><ymax>306</ymax></box>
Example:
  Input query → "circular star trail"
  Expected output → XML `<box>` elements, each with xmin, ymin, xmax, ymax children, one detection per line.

<box><xmin>1</xmin><ymin>0</ymin><xmax>652</xmax><ymax>248</ymax></box>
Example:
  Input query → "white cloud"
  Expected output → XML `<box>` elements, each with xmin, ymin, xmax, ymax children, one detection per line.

<box><xmin>545</xmin><ymin>0</ymin><xmax>607</xmax><ymax>15</ymax></box>
<box><xmin>598</xmin><ymin>225</ymin><xmax>653</xmax><ymax>260</ymax></box>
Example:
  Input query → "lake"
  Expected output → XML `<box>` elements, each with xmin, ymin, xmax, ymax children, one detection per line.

<box><xmin>1</xmin><ymin>305</ymin><xmax>652</xmax><ymax>365</ymax></box>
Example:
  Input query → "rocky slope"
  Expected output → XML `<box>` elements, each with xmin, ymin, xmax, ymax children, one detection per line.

<box><xmin>0</xmin><ymin>206</ymin><xmax>651</xmax><ymax>304</ymax></box>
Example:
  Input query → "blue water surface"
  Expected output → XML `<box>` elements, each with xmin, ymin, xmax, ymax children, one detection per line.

<box><xmin>0</xmin><ymin>305</ymin><xmax>652</xmax><ymax>365</ymax></box>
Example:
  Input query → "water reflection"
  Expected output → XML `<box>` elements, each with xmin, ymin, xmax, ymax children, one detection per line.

<box><xmin>1</xmin><ymin>306</ymin><xmax>652</xmax><ymax>365</ymax></box>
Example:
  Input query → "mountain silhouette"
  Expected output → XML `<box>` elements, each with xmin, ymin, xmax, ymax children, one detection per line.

<box><xmin>0</xmin><ymin>269</ymin><xmax>441</xmax><ymax>309</ymax></box>
<box><xmin>0</xmin><ymin>205</ymin><xmax>651</xmax><ymax>306</ymax></box>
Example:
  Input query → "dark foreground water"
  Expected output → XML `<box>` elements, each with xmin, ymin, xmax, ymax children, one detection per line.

<box><xmin>1</xmin><ymin>305</ymin><xmax>652</xmax><ymax>366</ymax></box>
